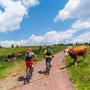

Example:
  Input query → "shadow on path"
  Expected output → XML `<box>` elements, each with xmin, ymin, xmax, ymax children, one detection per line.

<box><xmin>38</xmin><ymin>70</ymin><xmax>47</xmax><ymax>76</ymax></box>
<box><xmin>18</xmin><ymin>76</ymin><xmax>25</xmax><ymax>82</ymax></box>
<box><xmin>60</xmin><ymin>62</ymin><xmax>74</xmax><ymax>70</ymax></box>
<box><xmin>60</xmin><ymin>60</ymin><xmax>83</xmax><ymax>70</ymax></box>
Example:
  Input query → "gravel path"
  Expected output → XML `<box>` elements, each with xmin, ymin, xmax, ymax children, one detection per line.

<box><xmin>9</xmin><ymin>51</ymin><xmax>75</xmax><ymax>90</ymax></box>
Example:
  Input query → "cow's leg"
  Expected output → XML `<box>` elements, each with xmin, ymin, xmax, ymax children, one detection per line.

<box><xmin>83</xmin><ymin>53</ymin><xmax>87</xmax><ymax>63</ymax></box>
<box><xmin>83</xmin><ymin>54</ymin><xmax>85</xmax><ymax>59</ymax></box>
<box><xmin>74</xmin><ymin>57</ymin><xmax>77</xmax><ymax>66</ymax></box>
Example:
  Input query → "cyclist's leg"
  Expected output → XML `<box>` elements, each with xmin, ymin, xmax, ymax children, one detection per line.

<box><xmin>48</xmin><ymin>58</ymin><xmax>51</xmax><ymax>70</ymax></box>
<box><xmin>29</xmin><ymin>67</ymin><xmax>32</xmax><ymax>77</ymax></box>
<box><xmin>50</xmin><ymin>58</ymin><xmax>52</xmax><ymax>67</ymax></box>
<box><xmin>32</xmin><ymin>64</ymin><xmax>34</xmax><ymax>72</ymax></box>
<box><xmin>46</xmin><ymin>58</ymin><xmax>50</xmax><ymax>75</ymax></box>
<box><xmin>28</xmin><ymin>60</ymin><xmax>33</xmax><ymax>77</ymax></box>
<box><xmin>25</xmin><ymin>61</ymin><xmax>31</xmax><ymax>83</ymax></box>
<box><xmin>26</xmin><ymin>68</ymin><xmax>30</xmax><ymax>83</ymax></box>
<box><xmin>46</xmin><ymin>58</ymin><xmax>48</xmax><ymax>70</ymax></box>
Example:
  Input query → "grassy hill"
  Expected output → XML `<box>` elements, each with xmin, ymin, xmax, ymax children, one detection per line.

<box><xmin>65</xmin><ymin>45</ymin><xmax>90</xmax><ymax>90</ymax></box>
<box><xmin>0</xmin><ymin>45</ymin><xmax>66</xmax><ymax>79</ymax></box>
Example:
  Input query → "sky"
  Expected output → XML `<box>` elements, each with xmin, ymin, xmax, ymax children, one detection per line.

<box><xmin>0</xmin><ymin>0</ymin><xmax>90</xmax><ymax>47</ymax></box>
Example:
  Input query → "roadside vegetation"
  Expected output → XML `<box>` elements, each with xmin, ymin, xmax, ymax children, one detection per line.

<box><xmin>65</xmin><ymin>45</ymin><xmax>90</xmax><ymax>90</ymax></box>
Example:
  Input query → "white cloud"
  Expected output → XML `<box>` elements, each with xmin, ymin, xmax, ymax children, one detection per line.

<box><xmin>19</xmin><ymin>0</ymin><xmax>39</xmax><ymax>7</ymax></box>
<box><xmin>73</xmin><ymin>32</ymin><xmax>90</xmax><ymax>43</ymax></box>
<box><xmin>2</xmin><ymin>29</ymin><xmax>90</xmax><ymax>47</ymax></box>
<box><xmin>54</xmin><ymin>0</ymin><xmax>90</xmax><ymax>43</ymax></box>
<box><xmin>0</xmin><ymin>30</ymin><xmax>74</xmax><ymax>47</ymax></box>
<box><xmin>54</xmin><ymin>0</ymin><xmax>90</xmax><ymax>31</ymax></box>
<box><xmin>27</xmin><ymin>31</ymin><xmax>73</xmax><ymax>45</ymax></box>
<box><xmin>0</xmin><ymin>39</ymin><xmax>27</xmax><ymax>47</ymax></box>
<box><xmin>54</xmin><ymin>0</ymin><xmax>80</xmax><ymax>22</ymax></box>
<box><xmin>54</xmin><ymin>0</ymin><xmax>90</xmax><ymax>22</ymax></box>
<box><xmin>0</xmin><ymin>0</ymin><xmax>39</xmax><ymax>32</ymax></box>
<box><xmin>71</xmin><ymin>20</ymin><xmax>90</xmax><ymax>30</ymax></box>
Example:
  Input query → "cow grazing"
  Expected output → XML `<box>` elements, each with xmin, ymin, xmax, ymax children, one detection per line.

<box><xmin>64</xmin><ymin>46</ymin><xmax>87</xmax><ymax>65</ymax></box>
<box><xmin>6</xmin><ymin>53</ymin><xmax>16</xmax><ymax>62</ymax></box>
<box><xmin>16</xmin><ymin>52</ymin><xmax>23</xmax><ymax>58</ymax></box>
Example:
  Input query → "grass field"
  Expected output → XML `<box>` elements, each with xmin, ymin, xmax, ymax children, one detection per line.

<box><xmin>65</xmin><ymin>46</ymin><xmax>90</xmax><ymax>90</ymax></box>
<box><xmin>0</xmin><ymin>45</ymin><xmax>66</xmax><ymax>79</ymax></box>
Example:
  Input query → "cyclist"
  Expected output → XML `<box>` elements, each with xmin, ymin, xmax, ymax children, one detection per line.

<box><xmin>44</xmin><ymin>46</ymin><xmax>54</xmax><ymax>74</ymax></box>
<box><xmin>25</xmin><ymin>48</ymin><xmax>35</xmax><ymax>76</ymax></box>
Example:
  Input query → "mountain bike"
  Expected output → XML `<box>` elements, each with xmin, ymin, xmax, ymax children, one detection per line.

<box><xmin>45</xmin><ymin>58</ymin><xmax>51</xmax><ymax>75</ymax></box>
<box><xmin>23</xmin><ymin>67</ymin><xmax>34</xmax><ymax>85</ymax></box>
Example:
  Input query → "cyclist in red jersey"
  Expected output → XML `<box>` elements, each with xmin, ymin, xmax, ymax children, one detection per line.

<box><xmin>25</xmin><ymin>48</ymin><xmax>35</xmax><ymax>73</ymax></box>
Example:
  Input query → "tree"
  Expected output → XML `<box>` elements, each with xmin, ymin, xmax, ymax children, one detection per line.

<box><xmin>11</xmin><ymin>44</ymin><xmax>14</xmax><ymax>48</ymax></box>
<box><xmin>0</xmin><ymin>45</ymin><xmax>2</xmax><ymax>49</ymax></box>
<box><xmin>16</xmin><ymin>45</ymin><xmax>19</xmax><ymax>48</ymax></box>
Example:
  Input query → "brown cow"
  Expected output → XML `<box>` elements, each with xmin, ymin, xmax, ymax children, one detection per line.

<box><xmin>64</xmin><ymin>46</ymin><xmax>87</xmax><ymax>65</ymax></box>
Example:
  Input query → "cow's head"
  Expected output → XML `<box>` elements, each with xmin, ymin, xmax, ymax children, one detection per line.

<box><xmin>64</xmin><ymin>49</ymin><xmax>70</xmax><ymax>56</ymax></box>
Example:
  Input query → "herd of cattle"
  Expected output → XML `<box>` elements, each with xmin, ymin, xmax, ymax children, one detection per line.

<box><xmin>0</xmin><ymin>46</ymin><xmax>47</xmax><ymax>62</ymax></box>
<box><xmin>64</xmin><ymin>46</ymin><xmax>87</xmax><ymax>65</ymax></box>
<box><xmin>0</xmin><ymin>52</ymin><xmax>24</xmax><ymax>62</ymax></box>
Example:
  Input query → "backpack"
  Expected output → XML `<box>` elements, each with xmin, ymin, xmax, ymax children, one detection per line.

<box><xmin>46</xmin><ymin>48</ymin><xmax>52</xmax><ymax>56</ymax></box>
<box><xmin>25</xmin><ymin>52</ymin><xmax>33</xmax><ymax>59</ymax></box>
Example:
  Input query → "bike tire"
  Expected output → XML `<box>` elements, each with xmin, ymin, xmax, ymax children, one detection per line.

<box><xmin>23</xmin><ymin>68</ymin><xmax>33</xmax><ymax>85</ymax></box>
<box><xmin>46</xmin><ymin>62</ymin><xmax>50</xmax><ymax>75</ymax></box>
<box><xmin>26</xmin><ymin>68</ymin><xmax>32</xmax><ymax>83</ymax></box>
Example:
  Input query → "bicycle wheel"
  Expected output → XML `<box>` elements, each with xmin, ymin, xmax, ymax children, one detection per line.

<box><xmin>46</xmin><ymin>61</ymin><xmax>50</xmax><ymax>75</ymax></box>
<box><xmin>23</xmin><ymin>68</ymin><xmax>32</xmax><ymax>85</ymax></box>
<box><xmin>25</xmin><ymin>68</ymin><xmax>32</xmax><ymax>83</ymax></box>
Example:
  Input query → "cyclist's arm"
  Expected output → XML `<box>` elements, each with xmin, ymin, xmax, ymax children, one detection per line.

<box><xmin>25</xmin><ymin>52</ymin><xmax>27</xmax><ymax>59</ymax></box>
<box><xmin>32</xmin><ymin>52</ymin><xmax>35</xmax><ymax>57</ymax></box>
<box><xmin>51</xmin><ymin>51</ymin><xmax>54</xmax><ymax>58</ymax></box>
<box><xmin>44</xmin><ymin>50</ymin><xmax>47</xmax><ymax>58</ymax></box>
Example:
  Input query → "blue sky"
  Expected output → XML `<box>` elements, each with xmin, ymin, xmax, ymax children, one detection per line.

<box><xmin>0</xmin><ymin>0</ymin><xmax>90</xmax><ymax>47</ymax></box>
<box><xmin>0</xmin><ymin>0</ymin><xmax>69</xmax><ymax>40</ymax></box>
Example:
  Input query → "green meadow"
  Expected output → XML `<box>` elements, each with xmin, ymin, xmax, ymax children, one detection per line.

<box><xmin>0</xmin><ymin>45</ymin><xmax>66</xmax><ymax>79</ymax></box>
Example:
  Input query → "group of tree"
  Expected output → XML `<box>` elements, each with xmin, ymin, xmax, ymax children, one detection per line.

<box><xmin>11</xmin><ymin>44</ymin><xmax>19</xmax><ymax>48</ymax></box>
<box><xmin>53</xmin><ymin>42</ymin><xmax>90</xmax><ymax>46</ymax></box>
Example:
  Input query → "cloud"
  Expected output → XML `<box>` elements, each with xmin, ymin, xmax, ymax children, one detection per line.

<box><xmin>71</xmin><ymin>20</ymin><xmax>90</xmax><ymax>30</ymax></box>
<box><xmin>1</xmin><ymin>29</ymin><xmax>90</xmax><ymax>47</ymax></box>
<box><xmin>0</xmin><ymin>0</ymin><xmax>39</xmax><ymax>32</ymax></box>
<box><xmin>54</xmin><ymin>0</ymin><xmax>80</xmax><ymax>22</ymax></box>
<box><xmin>0</xmin><ymin>39</ymin><xmax>28</xmax><ymax>47</ymax></box>
<box><xmin>54</xmin><ymin>0</ymin><xmax>90</xmax><ymax>22</ymax></box>
<box><xmin>0</xmin><ymin>30</ymin><xmax>74</xmax><ymax>47</ymax></box>
<box><xmin>54</xmin><ymin>0</ymin><xmax>90</xmax><ymax>30</ymax></box>
<box><xmin>19</xmin><ymin>0</ymin><xmax>39</xmax><ymax>7</ymax></box>
<box><xmin>73</xmin><ymin>32</ymin><xmax>90</xmax><ymax>43</ymax></box>
<box><xmin>54</xmin><ymin>0</ymin><xmax>90</xmax><ymax>43</ymax></box>
<box><xmin>26</xmin><ymin>31</ymin><xmax>73</xmax><ymax>45</ymax></box>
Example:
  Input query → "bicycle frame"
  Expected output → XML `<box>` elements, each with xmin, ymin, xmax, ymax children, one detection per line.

<box><xmin>23</xmin><ymin>67</ymin><xmax>33</xmax><ymax>85</ymax></box>
<box><xmin>46</xmin><ymin>58</ymin><xmax>51</xmax><ymax>75</ymax></box>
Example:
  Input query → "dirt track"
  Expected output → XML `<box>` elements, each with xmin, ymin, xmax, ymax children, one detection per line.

<box><xmin>0</xmin><ymin>51</ymin><xmax>75</xmax><ymax>90</ymax></box>
<box><xmin>7</xmin><ymin>51</ymin><xmax>75</xmax><ymax>90</ymax></box>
